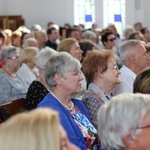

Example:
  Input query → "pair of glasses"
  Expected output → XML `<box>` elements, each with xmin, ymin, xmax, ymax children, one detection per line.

<box><xmin>137</xmin><ymin>124</ymin><xmax>150</xmax><ymax>129</ymax></box>
<box><xmin>107</xmin><ymin>38</ymin><xmax>116</xmax><ymax>42</ymax></box>
<box><xmin>7</xmin><ymin>56</ymin><xmax>20</xmax><ymax>60</ymax></box>
<box><xmin>107</xmin><ymin>65</ymin><xmax>119</xmax><ymax>71</ymax></box>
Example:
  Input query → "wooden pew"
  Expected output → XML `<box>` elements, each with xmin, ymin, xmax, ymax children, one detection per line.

<box><xmin>0</xmin><ymin>98</ymin><xmax>27</xmax><ymax>123</ymax></box>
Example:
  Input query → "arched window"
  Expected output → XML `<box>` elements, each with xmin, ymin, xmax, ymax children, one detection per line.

<box><xmin>74</xmin><ymin>0</ymin><xmax>95</xmax><ymax>29</ymax></box>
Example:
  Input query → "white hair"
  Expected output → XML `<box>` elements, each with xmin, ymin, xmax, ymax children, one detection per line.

<box><xmin>35</xmin><ymin>47</ymin><xmax>57</xmax><ymax>69</ymax></box>
<box><xmin>119</xmin><ymin>40</ymin><xmax>144</xmax><ymax>65</ymax></box>
<box><xmin>98</xmin><ymin>93</ymin><xmax>150</xmax><ymax>150</ymax></box>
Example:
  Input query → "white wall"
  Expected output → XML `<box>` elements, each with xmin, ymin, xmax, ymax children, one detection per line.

<box><xmin>0</xmin><ymin>0</ymin><xmax>74</xmax><ymax>30</ymax></box>
<box><xmin>0</xmin><ymin>0</ymin><xmax>149</xmax><ymax>30</ymax></box>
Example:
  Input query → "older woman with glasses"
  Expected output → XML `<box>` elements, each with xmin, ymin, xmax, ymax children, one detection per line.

<box><xmin>98</xmin><ymin>93</ymin><xmax>150</xmax><ymax>150</ymax></box>
<box><xmin>0</xmin><ymin>46</ymin><xmax>27</xmax><ymax>104</ymax></box>
<box><xmin>82</xmin><ymin>50</ymin><xmax>121</xmax><ymax>128</ymax></box>
<box><xmin>37</xmin><ymin>52</ymin><xmax>101</xmax><ymax>150</ymax></box>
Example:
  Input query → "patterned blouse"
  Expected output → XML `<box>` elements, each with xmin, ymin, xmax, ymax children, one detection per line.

<box><xmin>82</xmin><ymin>83</ymin><xmax>111</xmax><ymax>129</ymax></box>
<box><xmin>26</xmin><ymin>81</ymin><xmax>49</xmax><ymax>110</ymax></box>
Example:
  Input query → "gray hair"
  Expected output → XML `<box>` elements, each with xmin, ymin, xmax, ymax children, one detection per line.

<box><xmin>82</xmin><ymin>30</ymin><xmax>97</xmax><ymax>40</ymax></box>
<box><xmin>45</xmin><ymin>52</ymin><xmax>81</xmax><ymax>90</ymax></box>
<box><xmin>98</xmin><ymin>93</ymin><xmax>150</xmax><ymax>150</ymax></box>
<box><xmin>119</xmin><ymin>40</ymin><xmax>145</xmax><ymax>65</ymax></box>
<box><xmin>123</xmin><ymin>26</ymin><xmax>135</xmax><ymax>39</ymax></box>
<box><xmin>1</xmin><ymin>45</ymin><xmax>20</xmax><ymax>65</ymax></box>
<box><xmin>23</xmin><ymin>37</ymin><xmax>38</xmax><ymax>48</ymax></box>
<box><xmin>35</xmin><ymin>47</ymin><xmax>56</xmax><ymax>69</ymax></box>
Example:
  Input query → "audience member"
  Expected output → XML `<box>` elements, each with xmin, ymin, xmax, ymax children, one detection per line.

<box><xmin>141</xmin><ymin>27</ymin><xmax>150</xmax><ymax>43</ymax></box>
<box><xmin>128</xmin><ymin>31</ymin><xmax>144</xmax><ymax>41</ymax></box>
<box><xmin>81</xmin><ymin>30</ymin><xmax>98</xmax><ymax>44</ymax></box>
<box><xmin>98</xmin><ymin>93</ymin><xmax>150</xmax><ymax>150</ymax></box>
<box><xmin>113</xmin><ymin>40</ymin><xmax>149</xmax><ymax>95</ymax></box>
<box><xmin>123</xmin><ymin>26</ymin><xmax>135</xmax><ymax>40</ymax></box>
<box><xmin>17</xmin><ymin>47</ymin><xmax>39</xmax><ymax>88</ymax></box>
<box><xmin>82</xmin><ymin>50</ymin><xmax>121</xmax><ymax>128</ymax></box>
<box><xmin>79</xmin><ymin>39</ymin><xmax>97</xmax><ymax>61</ymax></box>
<box><xmin>37</xmin><ymin>52</ymin><xmax>100</xmax><ymax>150</ymax></box>
<box><xmin>3</xmin><ymin>29</ymin><xmax>12</xmax><ymax>46</ymax></box>
<box><xmin>133</xmin><ymin>67</ymin><xmax>150</xmax><ymax>94</ymax></box>
<box><xmin>66</xmin><ymin>28</ymin><xmax>81</xmax><ymax>41</ymax></box>
<box><xmin>57</xmin><ymin>38</ymin><xmax>86</xmax><ymax>100</ymax></box>
<box><xmin>0</xmin><ymin>46</ymin><xmax>27</xmax><ymax>104</ymax></box>
<box><xmin>22</xmin><ymin>37</ymin><xmax>38</xmax><ymax>48</ymax></box>
<box><xmin>46</xmin><ymin>27</ymin><xmax>58</xmax><ymax>50</ymax></box>
<box><xmin>134</xmin><ymin>22</ymin><xmax>143</xmax><ymax>31</ymax></box>
<box><xmin>34</xmin><ymin>30</ymin><xmax>47</xmax><ymax>49</ymax></box>
<box><xmin>0</xmin><ymin>108</ymin><xmax>79</xmax><ymax>150</ymax></box>
<box><xmin>11</xmin><ymin>30</ymin><xmax>22</xmax><ymax>47</ymax></box>
<box><xmin>26</xmin><ymin>47</ymin><xmax>56</xmax><ymax>110</ymax></box>
<box><xmin>144</xmin><ymin>43</ymin><xmax>150</xmax><ymax>66</ymax></box>
<box><xmin>107</xmin><ymin>23</ymin><xmax>122</xmax><ymax>49</ymax></box>
<box><xmin>101</xmin><ymin>30</ymin><xmax>116</xmax><ymax>51</ymax></box>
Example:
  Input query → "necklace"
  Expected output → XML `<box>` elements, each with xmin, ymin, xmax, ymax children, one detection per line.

<box><xmin>2</xmin><ymin>66</ymin><xmax>16</xmax><ymax>78</ymax></box>
<box><xmin>50</xmin><ymin>91</ymin><xmax>74</xmax><ymax>112</ymax></box>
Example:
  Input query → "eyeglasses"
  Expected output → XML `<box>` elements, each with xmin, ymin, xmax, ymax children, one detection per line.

<box><xmin>7</xmin><ymin>56</ymin><xmax>20</xmax><ymax>60</ymax></box>
<box><xmin>137</xmin><ymin>124</ymin><xmax>150</xmax><ymax>129</ymax></box>
<box><xmin>107</xmin><ymin>65</ymin><xmax>119</xmax><ymax>71</ymax></box>
<box><xmin>107</xmin><ymin>38</ymin><xmax>116</xmax><ymax>42</ymax></box>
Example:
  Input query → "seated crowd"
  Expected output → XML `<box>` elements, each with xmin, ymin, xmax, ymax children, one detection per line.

<box><xmin>0</xmin><ymin>21</ymin><xmax>150</xmax><ymax>150</ymax></box>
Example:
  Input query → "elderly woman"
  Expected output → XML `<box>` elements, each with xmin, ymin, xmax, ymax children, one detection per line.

<box><xmin>133</xmin><ymin>67</ymin><xmax>150</xmax><ymax>94</ymax></box>
<box><xmin>0</xmin><ymin>46</ymin><xmax>27</xmax><ymax>104</ymax></box>
<box><xmin>57</xmin><ymin>38</ymin><xmax>86</xmax><ymax>100</ymax></box>
<box><xmin>17</xmin><ymin>47</ymin><xmax>39</xmax><ymax>88</ymax></box>
<box><xmin>37</xmin><ymin>52</ymin><xmax>100</xmax><ymax>150</ymax></box>
<box><xmin>82</xmin><ymin>50</ymin><xmax>121</xmax><ymax>128</ymax></box>
<box><xmin>0</xmin><ymin>108</ymin><xmax>79</xmax><ymax>150</ymax></box>
<box><xmin>98</xmin><ymin>93</ymin><xmax>150</xmax><ymax>150</ymax></box>
<box><xmin>26</xmin><ymin>47</ymin><xmax>56</xmax><ymax>110</ymax></box>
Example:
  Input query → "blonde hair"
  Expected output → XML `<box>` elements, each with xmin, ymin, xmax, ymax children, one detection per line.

<box><xmin>0</xmin><ymin>108</ymin><xmax>60</xmax><ymax>150</ymax></box>
<box><xmin>57</xmin><ymin>38</ymin><xmax>77</xmax><ymax>53</ymax></box>
<box><xmin>20</xmin><ymin>47</ymin><xmax>39</xmax><ymax>64</ymax></box>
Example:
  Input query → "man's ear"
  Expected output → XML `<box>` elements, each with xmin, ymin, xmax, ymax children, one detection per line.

<box><xmin>54</xmin><ymin>73</ymin><xmax>62</xmax><ymax>85</ymax></box>
<box><xmin>122</xmin><ymin>134</ymin><xmax>137</xmax><ymax>149</ymax></box>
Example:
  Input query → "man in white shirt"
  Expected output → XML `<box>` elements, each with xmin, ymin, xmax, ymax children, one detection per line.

<box><xmin>113</xmin><ymin>40</ymin><xmax>149</xmax><ymax>95</ymax></box>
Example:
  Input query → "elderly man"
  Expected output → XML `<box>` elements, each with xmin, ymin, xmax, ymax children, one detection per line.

<box><xmin>98</xmin><ymin>93</ymin><xmax>150</xmax><ymax>150</ymax></box>
<box><xmin>113</xmin><ymin>40</ymin><xmax>149</xmax><ymax>95</ymax></box>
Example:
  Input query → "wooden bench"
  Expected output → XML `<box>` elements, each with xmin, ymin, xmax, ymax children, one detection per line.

<box><xmin>0</xmin><ymin>98</ymin><xmax>27</xmax><ymax>123</ymax></box>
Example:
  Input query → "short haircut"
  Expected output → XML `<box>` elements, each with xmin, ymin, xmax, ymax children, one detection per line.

<box><xmin>45</xmin><ymin>52</ymin><xmax>81</xmax><ymax>90</ymax></box>
<box><xmin>35</xmin><ymin>46</ymin><xmax>56</xmax><ymax>69</ymax></box>
<box><xmin>128</xmin><ymin>31</ymin><xmax>141</xmax><ymax>39</ymax></box>
<box><xmin>82</xmin><ymin>50</ymin><xmax>118</xmax><ymax>83</ymax></box>
<box><xmin>81</xmin><ymin>30</ymin><xmax>97</xmax><ymax>40</ymax></box>
<box><xmin>79</xmin><ymin>39</ymin><xmax>96</xmax><ymax>57</ymax></box>
<box><xmin>119</xmin><ymin>39</ymin><xmax>144</xmax><ymax>64</ymax></box>
<box><xmin>23</xmin><ymin>37</ymin><xmax>38</xmax><ymax>48</ymax></box>
<box><xmin>101</xmin><ymin>31</ymin><xmax>114</xmax><ymax>44</ymax></box>
<box><xmin>57</xmin><ymin>38</ymin><xmax>77</xmax><ymax>53</ymax></box>
<box><xmin>133</xmin><ymin>67</ymin><xmax>150</xmax><ymax>94</ymax></box>
<box><xmin>20</xmin><ymin>47</ymin><xmax>38</xmax><ymax>64</ymax></box>
<box><xmin>1</xmin><ymin>45</ymin><xmax>20</xmax><ymax>65</ymax></box>
<box><xmin>47</xmin><ymin>27</ymin><xmax>56</xmax><ymax>35</ymax></box>
<box><xmin>98</xmin><ymin>93</ymin><xmax>150</xmax><ymax>149</ymax></box>
<box><xmin>66</xmin><ymin>28</ymin><xmax>78</xmax><ymax>38</ymax></box>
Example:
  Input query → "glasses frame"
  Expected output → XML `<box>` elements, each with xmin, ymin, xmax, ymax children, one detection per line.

<box><xmin>137</xmin><ymin>124</ymin><xmax>150</xmax><ymax>129</ymax></box>
<box><xmin>7</xmin><ymin>56</ymin><xmax>20</xmax><ymax>60</ymax></box>
<box><xmin>107</xmin><ymin>65</ymin><xmax>119</xmax><ymax>71</ymax></box>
